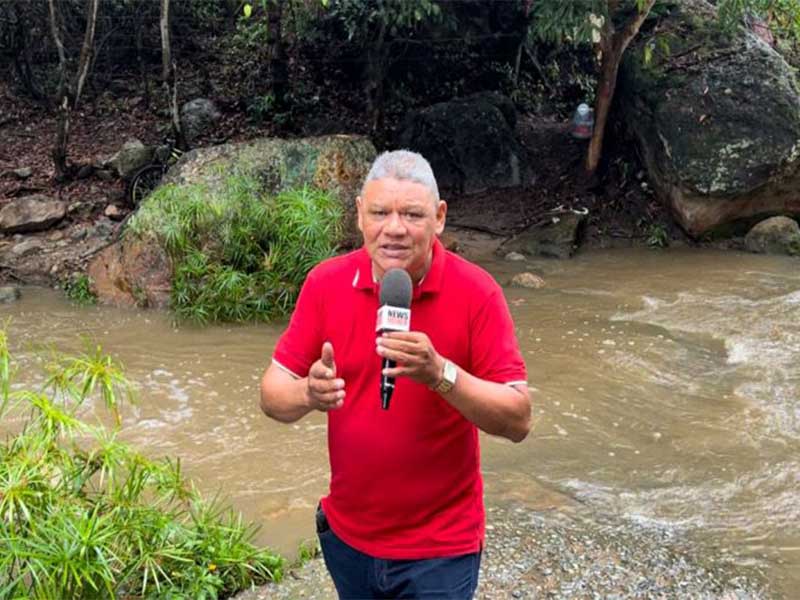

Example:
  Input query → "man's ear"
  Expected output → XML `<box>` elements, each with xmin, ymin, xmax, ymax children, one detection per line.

<box><xmin>435</xmin><ymin>199</ymin><xmax>447</xmax><ymax>235</ymax></box>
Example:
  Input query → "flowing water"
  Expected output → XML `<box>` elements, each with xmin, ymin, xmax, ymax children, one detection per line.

<box><xmin>2</xmin><ymin>248</ymin><xmax>798</xmax><ymax>596</ymax></box>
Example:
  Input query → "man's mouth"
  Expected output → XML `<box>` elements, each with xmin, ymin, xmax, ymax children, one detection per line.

<box><xmin>380</xmin><ymin>244</ymin><xmax>409</xmax><ymax>257</ymax></box>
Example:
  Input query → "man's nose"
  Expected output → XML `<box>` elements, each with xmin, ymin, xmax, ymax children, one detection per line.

<box><xmin>385</xmin><ymin>212</ymin><xmax>406</xmax><ymax>235</ymax></box>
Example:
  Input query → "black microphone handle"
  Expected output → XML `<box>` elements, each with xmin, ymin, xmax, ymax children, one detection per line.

<box><xmin>381</xmin><ymin>356</ymin><xmax>395</xmax><ymax>410</ymax></box>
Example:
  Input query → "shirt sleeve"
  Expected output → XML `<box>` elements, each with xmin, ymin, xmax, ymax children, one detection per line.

<box><xmin>272</xmin><ymin>269</ymin><xmax>324</xmax><ymax>379</ymax></box>
<box><xmin>469</xmin><ymin>286</ymin><xmax>527</xmax><ymax>386</ymax></box>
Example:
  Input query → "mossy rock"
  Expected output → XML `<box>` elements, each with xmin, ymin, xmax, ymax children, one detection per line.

<box><xmin>744</xmin><ymin>216</ymin><xmax>800</xmax><ymax>255</ymax></box>
<box><xmin>618</xmin><ymin>0</ymin><xmax>800</xmax><ymax>237</ymax></box>
<box><xmin>164</xmin><ymin>135</ymin><xmax>376</xmax><ymax>246</ymax></box>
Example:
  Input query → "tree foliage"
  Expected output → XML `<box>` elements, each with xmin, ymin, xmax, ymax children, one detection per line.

<box><xmin>2</xmin><ymin>0</ymin><xmax>800</xmax><ymax>179</ymax></box>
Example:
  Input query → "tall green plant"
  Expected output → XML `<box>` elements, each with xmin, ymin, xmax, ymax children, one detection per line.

<box><xmin>0</xmin><ymin>332</ymin><xmax>284</xmax><ymax>598</ymax></box>
<box><xmin>128</xmin><ymin>175</ymin><xmax>343</xmax><ymax>324</ymax></box>
<box><xmin>0</xmin><ymin>324</ymin><xmax>10</xmax><ymax>417</ymax></box>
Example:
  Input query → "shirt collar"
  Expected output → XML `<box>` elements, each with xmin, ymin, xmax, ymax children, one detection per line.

<box><xmin>352</xmin><ymin>237</ymin><xmax>446</xmax><ymax>299</ymax></box>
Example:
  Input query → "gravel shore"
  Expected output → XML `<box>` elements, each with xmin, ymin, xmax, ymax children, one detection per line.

<box><xmin>234</xmin><ymin>501</ymin><xmax>770</xmax><ymax>599</ymax></box>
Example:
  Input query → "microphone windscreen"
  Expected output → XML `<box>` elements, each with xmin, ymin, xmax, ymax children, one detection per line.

<box><xmin>379</xmin><ymin>268</ymin><xmax>413</xmax><ymax>308</ymax></box>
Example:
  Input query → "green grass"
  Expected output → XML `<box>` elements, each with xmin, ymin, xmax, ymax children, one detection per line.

<box><xmin>127</xmin><ymin>174</ymin><xmax>343</xmax><ymax>323</ymax></box>
<box><xmin>0</xmin><ymin>331</ymin><xmax>284</xmax><ymax>598</ymax></box>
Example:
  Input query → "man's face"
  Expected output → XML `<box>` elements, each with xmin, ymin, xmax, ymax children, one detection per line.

<box><xmin>357</xmin><ymin>177</ymin><xmax>446</xmax><ymax>282</ymax></box>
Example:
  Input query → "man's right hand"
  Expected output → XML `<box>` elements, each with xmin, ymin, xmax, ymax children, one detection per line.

<box><xmin>305</xmin><ymin>341</ymin><xmax>346</xmax><ymax>412</ymax></box>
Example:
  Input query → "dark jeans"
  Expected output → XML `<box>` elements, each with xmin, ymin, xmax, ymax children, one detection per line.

<box><xmin>316</xmin><ymin>505</ymin><xmax>481</xmax><ymax>599</ymax></box>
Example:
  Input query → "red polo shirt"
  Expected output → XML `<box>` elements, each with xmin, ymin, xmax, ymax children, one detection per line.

<box><xmin>272</xmin><ymin>238</ymin><xmax>527</xmax><ymax>559</ymax></box>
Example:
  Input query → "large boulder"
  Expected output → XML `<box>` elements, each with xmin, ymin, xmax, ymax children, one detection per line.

<box><xmin>618</xmin><ymin>0</ymin><xmax>800</xmax><ymax>237</ymax></box>
<box><xmin>744</xmin><ymin>216</ymin><xmax>800</xmax><ymax>255</ymax></box>
<box><xmin>396</xmin><ymin>92</ymin><xmax>526</xmax><ymax>194</ymax></box>
<box><xmin>0</xmin><ymin>195</ymin><xmax>66</xmax><ymax>233</ymax></box>
<box><xmin>87</xmin><ymin>235</ymin><xmax>172</xmax><ymax>309</ymax></box>
<box><xmin>163</xmin><ymin>134</ymin><xmax>376</xmax><ymax>245</ymax></box>
<box><xmin>180</xmin><ymin>98</ymin><xmax>222</xmax><ymax>145</ymax></box>
<box><xmin>87</xmin><ymin>135</ymin><xmax>375</xmax><ymax>308</ymax></box>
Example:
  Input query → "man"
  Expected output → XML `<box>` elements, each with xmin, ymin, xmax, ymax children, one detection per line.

<box><xmin>260</xmin><ymin>150</ymin><xmax>530</xmax><ymax>599</ymax></box>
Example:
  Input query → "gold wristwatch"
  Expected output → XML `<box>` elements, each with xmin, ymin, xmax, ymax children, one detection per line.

<box><xmin>431</xmin><ymin>359</ymin><xmax>458</xmax><ymax>394</ymax></box>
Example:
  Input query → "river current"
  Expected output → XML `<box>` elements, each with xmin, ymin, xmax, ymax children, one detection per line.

<box><xmin>2</xmin><ymin>248</ymin><xmax>798</xmax><ymax>596</ymax></box>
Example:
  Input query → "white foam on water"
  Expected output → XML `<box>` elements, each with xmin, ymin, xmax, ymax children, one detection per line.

<box><xmin>612</xmin><ymin>289</ymin><xmax>800</xmax><ymax>440</ymax></box>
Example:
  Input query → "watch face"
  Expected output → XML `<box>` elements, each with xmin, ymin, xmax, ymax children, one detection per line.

<box><xmin>444</xmin><ymin>360</ymin><xmax>457</xmax><ymax>384</ymax></box>
<box><xmin>432</xmin><ymin>360</ymin><xmax>457</xmax><ymax>393</ymax></box>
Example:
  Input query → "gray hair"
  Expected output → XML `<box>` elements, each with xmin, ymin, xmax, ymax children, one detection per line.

<box><xmin>362</xmin><ymin>150</ymin><xmax>440</xmax><ymax>202</ymax></box>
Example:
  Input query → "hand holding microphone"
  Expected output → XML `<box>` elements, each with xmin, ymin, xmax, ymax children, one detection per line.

<box><xmin>376</xmin><ymin>269</ymin><xmax>445</xmax><ymax>409</ymax></box>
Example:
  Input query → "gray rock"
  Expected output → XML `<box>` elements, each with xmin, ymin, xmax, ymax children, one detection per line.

<box><xmin>503</xmin><ymin>213</ymin><xmax>586</xmax><ymax>259</ymax></box>
<box><xmin>104</xmin><ymin>205</ymin><xmax>124</xmax><ymax>221</ymax></box>
<box><xmin>180</xmin><ymin>98</ymin><xmax>222</xmax><ymax>144</ymax></box>
<box><xmin>618</xmin><ymin>0</ymin><xmax>800</xmax><ymax>237</ymax></box>
<box><xmin>92</xmin><ymin>220</ymin><xmax>115</xmax><ymax>240</ymax></box>
<box><xmin>396</xmin><ymin>93</ymin><xmax>526</xmax><ymax>194</ymax></box>
<box><xmin>510</xmin><ymin>272</ymin><xmax>546</xmax><ymax>288</ymax></box>
<box><xmin>70</xmin><ymin>227</ymin><xmax>89</xmax><ymax>241</ymax></box>
<box><xmin>744</xmin><ymin>216</ymin><xmax>800</xmax><ymax>255</ymax></box>
<box><xmin>106</xmin><ymin>139</ymin><xmax>154</xmax><ymax>179</ymax></box>
<box><xmin>505</xmin><ymin>251</ymin><xmax>526</xmax><ymax>262</ymax></box>
<box><xmin>12</xmin><ymin>167</ymin><xmax>32</xmax><ymax>179</ymax></box>
<box><xmin>0</xmin><ymin>195</ymin><xmax>67</xmax><ymax>234</ymax></box>
<box><xmin>95</xmin><ymin>169</ymin><xmax>114</xmax><ymax>182</ymax></box>
<box><xmin>10</xmin><ymin>238</ymin><xmax>43</xmax><ymax>257</ymax></box>
<box><xmin>0</xmin><ymin>285</ymin><xmax>21</xmax><ymax>303</ymax></box>
<box><xmin>67</xmin><ymin>202</ymin><xmax>88</xmax><ymax>217</ymax></box>
<box><xmin>163</xmin><ymin>135</ymin><xmax>375</xmax><ymax>247</ymax></box>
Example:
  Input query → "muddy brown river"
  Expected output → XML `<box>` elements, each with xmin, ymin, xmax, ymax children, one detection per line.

<box><xmin>2</xmin><ymin>248</ymin><xmax>798</xmax><ymax>597</ymax></box>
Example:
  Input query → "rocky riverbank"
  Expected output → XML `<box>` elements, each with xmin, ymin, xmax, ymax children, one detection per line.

<box><xmin>235</xmin><ymin>500</ymin><xmax>769</xmax><ymax>600</ymax></box>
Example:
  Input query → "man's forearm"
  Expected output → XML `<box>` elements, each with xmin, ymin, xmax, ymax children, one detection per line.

<box><xmin>440</xmin><ymin>367</ymin><xmax>531</xmax><ymax>443</ymax></box>
<box><xmin>259</xmin><ymin>365</ymin><xmax>313</xmax><ymax>423</ymax></box>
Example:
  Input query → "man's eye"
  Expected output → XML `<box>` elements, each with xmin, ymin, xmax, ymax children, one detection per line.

<box><xmin>371</xmin><ymin>210</ymin><xmax>387</xmax><ymax>216</ymax></box>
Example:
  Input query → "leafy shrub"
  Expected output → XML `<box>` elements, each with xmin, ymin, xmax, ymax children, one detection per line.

<box><xmin>646</xmin><ymin>223</ymin><xmax>669</xmax><ymax>248</ymax></box>
<box><xmin>127</xmin><ymin>174</ymin><xmax>343</xmax><ymax>323</ymax></box>
<box><xmin>64</xmin><ymin>273</ymin><xmax>97</xmax><ymax>306</ymax></box>
<box><xmin>0</xmin><ymin>332</ymin><xmax>284</xmax><ymax>598</ymax></box>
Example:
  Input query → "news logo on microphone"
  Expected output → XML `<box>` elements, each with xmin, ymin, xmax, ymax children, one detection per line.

<box><xmin>376</xmin><ymin>305</ymin><xmax>411</xmax><ymax>333</ymax></box>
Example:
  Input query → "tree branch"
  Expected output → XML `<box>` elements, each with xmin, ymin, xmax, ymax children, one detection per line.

<box><xmin>613</xmin><ymin>0</ymin><xmax>656</xmax><ymax>56</ymax></box>
<box><xmin>47</xmin><ymin>0</ymin><xmax>67</xmax><ymax>99</ymax></box>
<box><xmin>73</xmin><ymin>0</ymin><xmax>100</xmax><ymax>107</ymax></box>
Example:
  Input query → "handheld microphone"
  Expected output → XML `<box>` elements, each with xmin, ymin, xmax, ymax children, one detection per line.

<box><xmin>376</xmin><ymin>268</ymin><xmax>413</xmax><ymax>410</ymax></box>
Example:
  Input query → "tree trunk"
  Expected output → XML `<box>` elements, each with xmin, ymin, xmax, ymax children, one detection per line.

<box><xmin>365</xmin><ymin>21</ymin><xmax>388</xmax><ymax>134</ymax></box>
<box><xmin>585</xmin><ymin>48</ymin><xmax>621</xmax><ymax>174</ymax></box>
<box><xmin>48</xmin><ymin>0</ymin><xmax>69</xmax><ymax>176</ymax></box>
<box><xmin>73</xmin><ymin>0</ymin><xmax>100</xmax><ymax>107</ymax></box>
<box><xmin>47</xmin><ymin>0</ymin><xmax>99</xmax><ymax>178</ymax></box>
<box><xmin>135</xmin><ymin>14</ymin><xmax>149</xmax><ymax>108</ymax></box>
<box><xmin>160</xmin><ymin>0</ymin><xmax>170</xmax><ymax>83</ymax></box>
<box><xmin>267</xmin><ymin>0</ymin><xmax>287</xmax><ymax>105</ymax></box>
<box><xmin>160</xmin><ymin>0</ymin><xmax>185</xmax><ymax>148</ymax></box>
<box><xmin>584</xmin><ymin>0</ymin><xmax>656</xmax><ymax>176</ymax></box>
